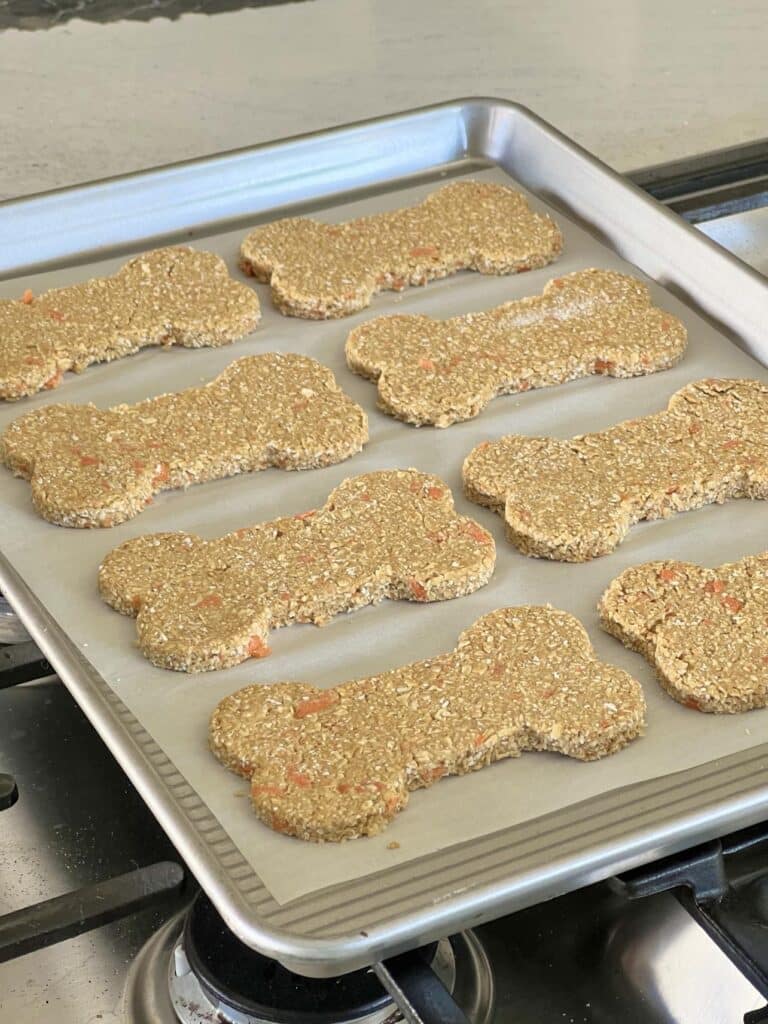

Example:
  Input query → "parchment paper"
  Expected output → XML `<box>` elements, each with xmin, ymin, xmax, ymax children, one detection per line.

<box><xmin>2</xmin><ymin>168</ymin><xmax>768</xmax><ymax>906</ymax></box>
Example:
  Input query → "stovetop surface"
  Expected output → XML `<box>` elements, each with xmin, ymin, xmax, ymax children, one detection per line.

<box><xmin>1</xmin><ymin>676</ymin><xmax>764</xmax><ymax>1023</ymax></box>
<box><xmin>1</xmin><ymin>167</ymin><xmax>767</xmax><ymax>1024</ymax></box>
<box><xmin>0</xmin><ymin>677</ymin><xmax>187</xmax><ymax>1021</ymax></box>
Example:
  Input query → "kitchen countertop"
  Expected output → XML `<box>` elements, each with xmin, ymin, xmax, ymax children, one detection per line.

<box><xmin>0</xmin><ymin>0</ymin><xmax>766</xmax><ymax>201</ymax></box>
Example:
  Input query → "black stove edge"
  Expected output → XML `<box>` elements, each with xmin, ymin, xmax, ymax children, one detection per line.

<box><xmin>627</xmin><ymin>138</ymin><xmax>768</xmax><ymax>224</ymax></box>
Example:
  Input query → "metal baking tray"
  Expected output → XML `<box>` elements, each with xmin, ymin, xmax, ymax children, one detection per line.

<box><xmin>2</xmin><ymin>99</ymin><xmax>768</xmax><ymax>977</ymax></box>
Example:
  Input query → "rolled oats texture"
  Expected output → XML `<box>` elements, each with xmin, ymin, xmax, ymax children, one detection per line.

<box><xmin>601</xmin><ymin>552</ymin><xmax>768</xmax><ymax>713</ymax></box>
<box><xmin>239</xmin><ymin>180</ymin><xmax>562</xmax><ymax>319</ymax></box>
<box><xmin>98</xmin><ymin>469</ymin><xmax>496</xmax><ymax>672</ymax></box>
<box><xmin>210</xmin><ymin>605</ymin><xmax>646</xmax><ymax>841</ymax></box>
<box><xmin>346</xmin><ymin>267</ymin><xmax>687</xmax><ymax>427</ymax></box>
<box><xmin>463</xmin><ymin>378</ymin><xmax>768</xmax><ymax>561</ymax></box>
<box><xmin>1</xmin><ymin>353</ymin><xmax>367</xmax><ymax>528</ymax></box>
<box><xmin>0</xmin><ymin>246</ymin><xmax>261</xmax><ymax>400</ymax></box>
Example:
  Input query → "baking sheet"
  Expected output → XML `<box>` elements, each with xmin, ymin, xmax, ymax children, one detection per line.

<box><xmin>2</xmin><ymin>167</ymin><xmax>768</xmax><ymax>907</ymax></box>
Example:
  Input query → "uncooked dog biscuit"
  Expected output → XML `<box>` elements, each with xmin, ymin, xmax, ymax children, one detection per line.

<box><xmin>209</xmin><ymin>606</ymin><xmax>646</xmax><ymax>841</ymax></box>
<box><xmin>2</xmin><ymin>354</ymin><xmax>368</xmax><ymax>528</ymax></box>
<box><xmin>601</xmin><ymin>553</ymin><xmax>768</xmax><ymax>713</ymax></box>
<box><xmin>346</xmin><ymin>269</ymin><xmax>687</xmax><ymax>426</ymax></box>
<box><xmin>463</xmin><ymin>378</ymin><xmax>768</xmax><ymax>562</ymax></box>
<box><xmin>0</xmin><ymin>247</ymin><xmax>261</xmax><ymax>401</ymax></box>
<box><xmin>239</xmin><ymin>180</ymin><xmax>562</xmax><ymax>319</ymax></box>
<box><xmin>99</xmin><ymin>469</ymin><xmax>496</xmax><ymax>672</ymax></box>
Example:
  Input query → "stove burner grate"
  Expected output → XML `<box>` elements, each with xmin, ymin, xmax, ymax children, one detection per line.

<box><xmin>129</xmin><ymin>891</ymin><xmax>496</xmax><ymax>1024</ymax></box>
<box><xmin>174</xmin><ymin>892</ymin><xmax>429</xmax><ymax>1023</ymax></box>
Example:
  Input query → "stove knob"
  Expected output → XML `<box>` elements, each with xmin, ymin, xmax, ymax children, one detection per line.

<box><xmin>0</xmin><ymin>773</ymin><xmax>18</xmax><ymax>811</ymax></box>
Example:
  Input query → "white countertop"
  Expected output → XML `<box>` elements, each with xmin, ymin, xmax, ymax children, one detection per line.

<box><xmin>0</xmin><ymin>0</ymin><xmax>766</xmax><ymax>201</ymax></box>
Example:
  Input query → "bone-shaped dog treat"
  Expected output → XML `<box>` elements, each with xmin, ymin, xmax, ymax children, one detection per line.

<box><xmin>239</xmin><ymin>181</ymin><xmax>562</xmax><ymax>320</ymax></box>
<box><xmin>600</xmin><ymin>553</ymin><xmax>768</xmax><ymax>713</ymax></box>
<box><xmin>2</xmin><ymin>354</ymin><xmax>368</xmax><ymax>528</ymax></box>
<box><xmin>99</xmin><ymin>469</ymin><xmax>496</xmax><ymax>672</ymax></box>
<box><xmin>0</xmin><ymin>247</ymin><xmax>261</xmax><ymax>401</ymax></box>
<box><xmin>345</xmin><ymin>269</ymin><xmax>687</xmax><ymax>426</ymax></box>
<box><xmin>209</xmin><ymin>606</ymin><xmax>645</xmax><ymax>841</ymax></box>
<box><xmin>463</xmin><ymin>378</ymin><xmax>768</xmax><ymax>562</ymax></box>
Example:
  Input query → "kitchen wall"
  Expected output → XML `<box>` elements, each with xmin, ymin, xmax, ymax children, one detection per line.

<box><xmin>1</xmin><ymin>0</ymin><xmax>766</xmax><ymax>199</ymax></box>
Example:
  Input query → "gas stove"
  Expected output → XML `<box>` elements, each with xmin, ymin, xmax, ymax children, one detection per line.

<box><xmin>2</xmin><ymin>669</ymin><xmax>767</xmax><ymax>1024</ymax></box>
<box><xmin>1</xmin><ymin>142</ymin><xmax>768</xmax><ymax>1024</ymax></box>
